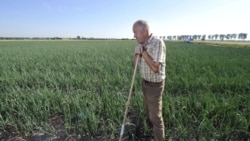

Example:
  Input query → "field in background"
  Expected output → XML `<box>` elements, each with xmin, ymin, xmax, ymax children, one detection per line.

<box><xmin>194</xmin><ymin>40</ymin><xmax>250</xmax><ymax>48</ymax></box>
<box><xmin>0</xmin><ymin>40</ymin><xmax>249</xmax><ymax>140</ymax></box>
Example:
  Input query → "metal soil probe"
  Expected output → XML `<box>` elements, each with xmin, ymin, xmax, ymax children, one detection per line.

<box><xmin>119</xmin><ymin>55</ymin><xmax>139</xmax><ymax>141</ymax></box>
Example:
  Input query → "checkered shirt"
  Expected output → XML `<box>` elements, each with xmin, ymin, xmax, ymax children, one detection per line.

<box><xmin>138</xmin><ymin>35</ymin><xmax>166</xmax><ymax>82</ymax></box>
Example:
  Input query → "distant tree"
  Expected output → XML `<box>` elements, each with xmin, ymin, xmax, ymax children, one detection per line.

<box><xmin>173</xmin><ymin>36</ymin><xmax>176</xmax><ymax>40</ymax></box>
<box><xmin>219</xmin><ymin>34</ymin><xmax>226</xmax><ymax>40</ymax></box>
<box><xmin>180</xmin><ymin>35</ymin><xmax>184</xmax><ymax>40</ymax></box>
<box><xmin>177</xmin><ymin>36</ymin><xmax>181</xmax><ymax>40</ymax></box>
<box><xmin>197</xmin><ymin>35</ymin><xmax>201</xmax><ymax>40</ymax></box>
<box><xmin>192</xmin><ymin>35</ymin><xmax>198</xmax><ymax>40</ymax></box>
<box><xmin>208</xmin><ymin>35</ymin><xmax>212</xmax><ymax>40</ymax></box>
<box><xmin>226</xmin><ymin>34</ymin><xmax>231</xmax><ymax>40</ymax></box>
<box><xmin>167</xmin><ymin>36</ymin><xmax>171</xmax><ymax>40</ymax></box>
<box><xmin>184</xmin><ymin>35</ymin><xmax>188</xmax><ymax>40</ymax></box>
<box><xmin>214</xmin><ymin>34</ymin><xmax>219</xmax><ymax>40</ymax></box>
<box><xmin>212</xmin><ymin>35</ymin><xmax>215</xmax><ymax>40</ymax></box>
<box><xmin>201</xmin><ymin>34</ymin><xmax>206</xmax><ymax>41</ymax></box>
<box><xmin>238</xmin><ymin>33</ymin><xmax>247</xmax><ymax>40</ymax></box>
<box><xmin>231</xmin><ymin>34</ymin><xmax>237</xmax><ymax>40</ymax></box>
<box><xmin>181</xmin><ymin>35</ymin><xmax>191</xmax><ymax>40</ymax></box>
<box><xmin>77</xmin><ymin>36</ymin><xmax>81</xmax><ymax>39</ymax></box>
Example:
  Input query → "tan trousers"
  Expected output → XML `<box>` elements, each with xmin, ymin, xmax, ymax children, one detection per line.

<box><xmin>142</xmin><ymin>79</ymin><xmax>165</xmax><ymax>141</ymax></box>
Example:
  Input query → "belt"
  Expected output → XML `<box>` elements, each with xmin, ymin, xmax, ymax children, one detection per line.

<box><xmin>143</xmin><ymin>79</ymin><xmax>162</xmax><ymax>85</ymax></box>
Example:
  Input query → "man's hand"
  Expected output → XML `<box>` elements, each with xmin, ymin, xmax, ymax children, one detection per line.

<box><xmin>134</xmin><ymin>44</ymin><xmax>143</xmax><ymax>56</ymax></box>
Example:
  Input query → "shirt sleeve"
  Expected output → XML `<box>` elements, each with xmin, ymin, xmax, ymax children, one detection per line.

<box><xmin>152</xmin><ymin>40</ymin><xmax>166</xmax><ymax>63</ymax></box>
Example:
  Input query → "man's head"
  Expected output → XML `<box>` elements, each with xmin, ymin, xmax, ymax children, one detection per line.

<box><xmin>133</xmin><ymin>20</ymin><xmax>150</xmax><ymax>44</ymax></box>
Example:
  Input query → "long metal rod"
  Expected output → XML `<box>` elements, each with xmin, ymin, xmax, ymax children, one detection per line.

<box><xmin>119</xmin><ymin>55</ymin><xmax>139</xmax><ymax>141</ymax></box>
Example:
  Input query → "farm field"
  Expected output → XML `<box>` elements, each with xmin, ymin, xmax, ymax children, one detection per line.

<box><xmin>0</xmin><ymin>40</ymin><xmax>249</xmax><ymax>140</ymax></box>
<box><xmin>194</xmin><ymin>40</ymin><xmax>250</xmax><ymax>48</ymax></box>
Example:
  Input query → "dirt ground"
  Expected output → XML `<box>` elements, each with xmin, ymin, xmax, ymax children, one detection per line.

<box><xmin>0</xmin><ymin>114</ymin><xmax>153</xmax><ymax>141</ymax></box>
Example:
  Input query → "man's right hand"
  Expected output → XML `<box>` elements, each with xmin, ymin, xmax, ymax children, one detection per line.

<box><xmin>134</xmin><ymin>44</ymin><xmax>143</xmax><ymax>56</ymax></box>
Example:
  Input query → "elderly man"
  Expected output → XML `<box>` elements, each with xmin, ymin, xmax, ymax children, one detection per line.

<box><xmin>133</xmin><ymin>19</ymin><xmax>166</xmax><ymax>141</ymax></box>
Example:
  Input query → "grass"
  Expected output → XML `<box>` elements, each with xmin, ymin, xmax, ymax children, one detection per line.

<box><xmin>195</xmin><ymin>40</ymin><xmax>250</xmax><ymax>48</ymax></box>
<box><xmin>0</xmin><ymin>40</ymin><xmax>249</xmax><ymax>140</ymax></box>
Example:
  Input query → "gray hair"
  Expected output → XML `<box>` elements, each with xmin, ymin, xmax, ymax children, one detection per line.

<box><xmin>134</xmin><ymin>20</ymin><xmax>150</xmax><ymax>30</ymax></box>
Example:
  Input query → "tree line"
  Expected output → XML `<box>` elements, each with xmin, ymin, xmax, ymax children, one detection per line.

<box><xmin>161</xmin><ymin>33</ymin><xmax>248</xmax><ymax>41</ymax></box>
<box><xmin>0</xmin><ymin>33</ymin><xmax>248</xmax><ymax>41</ymax></box>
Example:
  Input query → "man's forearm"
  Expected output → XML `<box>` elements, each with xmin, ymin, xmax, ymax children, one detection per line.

<box><xmin>141</xmin><ymin>51</ymin><xmax>160</xmax><ymax>73</ymax></box>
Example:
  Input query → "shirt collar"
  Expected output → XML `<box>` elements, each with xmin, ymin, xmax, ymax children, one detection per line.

<box><xmin>143</xmin><ymin>34</ymin><xmax>153</xmax><ymax>47</ymax></box>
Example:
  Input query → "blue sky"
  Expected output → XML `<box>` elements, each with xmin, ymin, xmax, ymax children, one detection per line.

<box><xmin>1</xmin><ymin>0</ymin><xmax>250</xmax><ymax>39</ymax></box>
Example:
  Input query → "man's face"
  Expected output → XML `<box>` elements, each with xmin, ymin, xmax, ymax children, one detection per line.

<box><xmin>133</xmin><ymin>24</ymin><xmax>146</xmax><ymax>44</ymax></box>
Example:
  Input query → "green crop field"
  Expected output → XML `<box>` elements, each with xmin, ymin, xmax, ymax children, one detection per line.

<box><xmin>0</xmin><ymin>40</ymin><xmax>249</xmax><ymax>140</ymax></box>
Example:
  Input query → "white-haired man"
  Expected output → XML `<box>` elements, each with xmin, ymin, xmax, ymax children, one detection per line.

<box><xmin>133</xmin><ymin>19</ymin><xmax>166</xmax><ymax>141</ymax></box>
